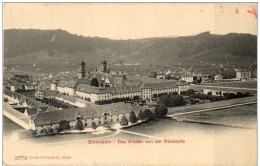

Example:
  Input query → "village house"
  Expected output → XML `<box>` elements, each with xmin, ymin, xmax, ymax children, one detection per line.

<box><xmin>181</xmin><ymin>74</ymin><xmax>194</xmax><ymax>83</ymax></box>
<box><xmin>203</xmin><ymin>89</ymin><xmax>236</xmax><ymax>96</ymax></box>
<box><xmin>235</xmin><ymin>67</ymin><xmax>250</xmax><ymax>80</ymax></box>
<box><xmin>57</xmin><ymin>80</ymin><xmax>79</xmax><ymax>97</ymax></box>
<box><xmin>34</xmin><ymin>90</ymin><xmax>57</xmax><ymax>100</ymax></box>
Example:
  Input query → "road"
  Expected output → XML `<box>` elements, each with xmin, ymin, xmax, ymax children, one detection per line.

<box><xmin>167</xmin><ymin>101</ymin><xmax>257</xmax><ymax>117</ymax></box>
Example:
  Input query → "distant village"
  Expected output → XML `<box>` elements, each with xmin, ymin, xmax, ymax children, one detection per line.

<box><xmin>3</xmin><ymin>59</ymin><xmax>256</xmax><ymax>137</ymax></box>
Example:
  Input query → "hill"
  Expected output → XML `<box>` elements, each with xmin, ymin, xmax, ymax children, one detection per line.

<box><xmin>4</xmin><ymin>29</ymin><xmax>257</xmax><ymax>71</ymax></box>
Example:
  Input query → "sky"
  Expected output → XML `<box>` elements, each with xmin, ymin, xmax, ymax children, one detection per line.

<box><xmin>3</xmin><ymin>3</ymin><xmax>257</xmax><ymax>39</ymax></box>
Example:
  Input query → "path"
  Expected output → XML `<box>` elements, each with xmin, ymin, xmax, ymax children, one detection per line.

<box><xmin>167</xmin><ymin>101</ymin><xmax>256</xmax><ymax>117</ymax></box>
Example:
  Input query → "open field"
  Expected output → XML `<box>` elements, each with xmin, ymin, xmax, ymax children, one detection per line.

<box><xmin>167</xmin><ymin>96</ymin><xmax>256</xmax><ymax>115</ymax></box>
<box><xmin>201</xmin><ymin>80</ymin><xmax>257</xmax><ymax>89</ymax></box>
<box><xmin>172</xmin><ymin>103</ymin><xmax>257</xmax><ymax>129</ymax></box>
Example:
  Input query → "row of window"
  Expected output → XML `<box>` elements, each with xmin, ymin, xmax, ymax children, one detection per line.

<box><xmin>85</xmin><ymin>118</ymin><xmax>120</xmax><ymax>126</ymax></box>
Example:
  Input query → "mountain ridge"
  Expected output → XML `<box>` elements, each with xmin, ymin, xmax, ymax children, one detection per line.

<box><xmin>4</xmin><ymin>29</ymin><xmax>257</xmax><ymax>68</ymax></box>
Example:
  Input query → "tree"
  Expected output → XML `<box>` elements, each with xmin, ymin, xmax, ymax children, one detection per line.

<box><xmin>94</xmin><ymin>78</ymin><xmax>99</xmax><ymax>87</ymax></box>
<box><xmin>91</xmin><ymin>78</ymin><xmax>99</xmax><ymax>87</ymax></box>
<box><xmin>154</xmin><ymin>104</ymin><xmax>168</xmax><ymax>118</ymax></box>
<box><xmin>120</xmin><ymin>115</ymin><xmax>129</xmax><ymax>126</ymax></box>
<box><xmin>143</xmin><ymin>109</ymin><xmax>154</xmax><ymax>120</ymax></box>
<box><xmin>158</xmin><ymin>94</ymin><xmax>185</xmax><ymax>107</ymax></box>
<box><xmin>41</xmin><ymin>128</ymin><xmax>48</xmax><ymax>135</ymax></box>
<box><xmin>138</xmin><ymin>110</ymin><xmax>145</xmax><ymax>121</ymax></box>
<box><xmin>59</xmin><ymin>120</ymin><xmax>70</xmax><ymax>132</ymax></box>
<box><xmin>4</xmin><ymin>98</ymin><xmax>8</xmax><ymax>102</ymax></box>
<box><xmin>32</xmin><ymin>130</ymin><xmax>37</xmax><ymax>136</ymax></box>
<box><xmin>186</xmin><ymin>89</ymin><xmax>195</xmax><ymax>96</ymax></box>
<box><xmin>129</xmin><ymin>111</ymin><xmax>138</xmax><ymax>123</ymax></box>
<box><xmin>91</xmin><ymin>122</ymin><xmax>97</xmax><ymax>130</ymax></box>
<box><xmin>236</xmin><ymin>92</ymin><xmax>244</xmax><ymax>98</ymax></box>
<box><xmin>104</xmin><ymin>121</ymin><xmax>112</xmax><ymax>128</ymax></box>
<box><xmin>75</xmin><ymin>120</ymin><xmax>84</xmax><ymax>131</ymax></box>
<box><xmin>48</xmin><ymin>127</ymin><xmax>54</xmax><ymax>134</ymax></box>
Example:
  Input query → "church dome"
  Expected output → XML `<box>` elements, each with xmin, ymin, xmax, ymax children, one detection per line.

<box><xmin>103</xmin><ymin>60</ymin><xmax>107</xmax><ymax>64</ymax></box>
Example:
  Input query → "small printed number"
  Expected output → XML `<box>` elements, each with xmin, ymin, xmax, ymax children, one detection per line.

<box><xmin>15</xmin><ymin>156</ymin><xmax>27</xmax><ymax>160</ymax></box>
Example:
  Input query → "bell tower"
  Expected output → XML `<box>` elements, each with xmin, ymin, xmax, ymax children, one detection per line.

<box><xmin>102</xmin><ymin>60</ymin><xmax>107</xmax><ymax>73</ymax></box>
<box><xmin>79</xmin><ymin>61</ymin><xmax>86</xmax><ymax>79</ymax></box>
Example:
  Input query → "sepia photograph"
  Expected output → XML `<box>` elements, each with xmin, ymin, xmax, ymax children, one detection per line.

<box><xmin>2</xmin><ymin>2</ymin><xmax>257</xmax><ymax>166</ymax></box>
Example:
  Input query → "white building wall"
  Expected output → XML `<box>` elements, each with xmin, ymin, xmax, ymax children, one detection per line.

<box><xmin>50</xmin><ymin>83</ymin><xmax>57</xmax><ymax>91</ymax></box>
<box><xmin>57</xmin><ymin>86</ymin><xmax>66</xmax><ymax>94</ymax></box>
<box><xmin>64</xmin><ymin>87</ymin><xmax>75</xmax><ymax>97</ymax></box>
<box><xmin>76</xmin><ymin>91</ymin><xmax>99</xmax><ymax>103</ymax></box>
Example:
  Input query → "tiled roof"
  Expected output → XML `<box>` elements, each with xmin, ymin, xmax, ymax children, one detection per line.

<box><xmin>76</xmin><ymin>84</ymin><xmax>100</xmax><ymax>94</ymax></box>
<box><xmin>20</xmin><ymin>91</ymin><xmax>35</xmax><ymax>98</ymax></box>
<box><xmin>33</xmin><ymin>103</ymin><xmax>145</xmax><ymax>126</ymax></box>
<box><xmin>26</xmin><ymin>107</ymin><xmax>48</xmax><ymax>116</ymax></box>
<box><xmin>108</xmin><ymin>85</ymin><xmax>141</xmax><ymax>94</ymax></box>
<box><xmin>26</xmin><ymin>98</ymin><xmax>49</xmax><ymax>108</ymax></box>
<box><xmin>58</xmin><ymin>80</ymin><xmax>78</xmax><ymax>88</ymax></box>
<box><xmin>26</xmin><ymin>108</ymin><xmax>38</xmax><ymax>116</ymax></box>
<box><xmin>140</xmin><ymin>82</ymin><xmax>178</xmax><ymax>89</ymax></box>
<box><xmin>40</xmin><ymin>90</ymin><xmax>58</xmax><ymax>95</ymax></box>
<box><xmin>181</xmin><ymin>74</ymin><xmax>193</xmax><ymax>77</ymax></box>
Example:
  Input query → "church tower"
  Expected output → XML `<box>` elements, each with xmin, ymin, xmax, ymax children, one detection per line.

<box><xmin>102</xmin><ymin>60</ymin><xmax>108</xmax><ymax>73</ymax></box>
<box><xmin>79</xmin><ymin>61</ymin><xmax>86</xmax><ymax>79</ymax></box>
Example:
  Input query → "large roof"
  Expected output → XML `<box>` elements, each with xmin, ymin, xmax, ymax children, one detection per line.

<box><xmin>33</xmin><ymin>103</ymin><xmax>144</xmax><ymax>126</ymax></box>
<box><xmin>107</xmin><ymin>85</ymin><xmax>141</xmax><ymax>94</ymax></box>
<box><xmin>26</xmin><ymin>107</ymin><xmax>48</xmax><ymax>116</ymax></box>
<box><xmin>58</xmin><ymin>80</ymin><xmax>79</xmax><ymax>88</ymax></box>
<box><xmin>140</xmin><ymin>81</ymin><xmax>178</xmax><ymax>89</ymax></box>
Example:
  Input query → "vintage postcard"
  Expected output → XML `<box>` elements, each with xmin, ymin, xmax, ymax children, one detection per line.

<box><xmin>3</xmin><ymin>3</ymin><xmax>257</xmax><ymax>166</ymax></box>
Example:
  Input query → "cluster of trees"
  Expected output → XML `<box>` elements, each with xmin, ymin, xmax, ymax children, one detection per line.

<box><xmin>153</xmin><ymin>92</ymin><xmax>178</xmax><ymax>99</ymax></box>
<box><xmin>35</xmin><ymin>127</ymin><xmax>58</xmax><ymax>136</ymax></box>
<box><xmin>95</xmin><ymin>100</ymin><xmax>112</xmax><ymax>105</ymax></box>
<box><xmin>94</xmin><ymin>96</ymin><xmax>141</xmax><ymax>105</ymax></box>
<box><xmin>223</xmin><ymin>92</ymin><xmax>250</xmax><ymax>100</ymax></box>
<box><xmin>41</xmin><ymin>98</ymin><xmax>77</xmax><ymax>109</ymax></box>
<box><xmin>192</xmin><ymin>93</ymin><xmax>224</xmax><ymax>101</ymax></box>
<box><xmin>158</xmin><ymin>94</ymin><xmax>185</xmax><ymax>107</ymax></box>
<box><xmin>120</xmin><ymin>105</ymin><xmax>168</xmax><ymax>126</ymax></box>
<box><xmin>192</xmin><ymin>91</ymin><xmax>250</xmax><ymax>101</ymax></box>
<box><xmin>75</xmin><ymin>119</ymin><xmax>84</xmax><ymax>131</ymax></box>
<box><xmin>181</xmin><ymin>89</ymin><xmax>195</xmax><ymax>96</ymax></box>
<box><xmin>59</xmin><ymin>120</ymin><xmax>70</xmax><ymax>132</ymax></box>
